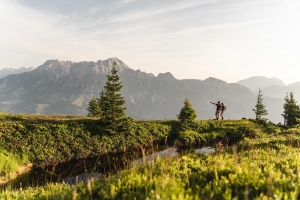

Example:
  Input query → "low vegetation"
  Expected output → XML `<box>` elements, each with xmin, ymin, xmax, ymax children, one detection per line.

<box><xmin>1</xmin><ymin>67</ymin><xmax>300</xmax><ymax>199</ymax></box>
<box><xmin>1</xmin><ymin>127</ymin><xmax>300</xmax><ymax>199</ymax></box>
<box><xmin>0</xmin><ymin>113</ymin><xmax>171</xmax><ymax>167</ymax></box>
<box><xmin>0</xmin><ymin>113</ymin><xmax>262</xmax><ymax>167</ymax></box>
<box><xmin>0</xmin><ymin>150</ymin><xmax>30</xmax><ymax>184</ymax></box>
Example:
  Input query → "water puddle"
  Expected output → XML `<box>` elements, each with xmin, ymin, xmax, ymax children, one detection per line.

<box><xmin>132</xmin><ymin>147</ymin><xmax>178</xmax><ymax>167</ymax></box>
<box><xmin>63</xmin><ymin>172</ymin><xmax>101</xmax><ymax>185</ymax></box>
<box><xmin>194</xmin><ymin>147</ymin><xmax>215</xmax><ymax>154</ymax></box>
<box><xmin>1</xmin><ymin>146</ymin><xmax>215</xmax><ymax>190</ymax></box>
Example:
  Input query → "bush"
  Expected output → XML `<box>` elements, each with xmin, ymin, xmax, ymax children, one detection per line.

<box><xmin>176</xmin><ymin>130</ymin><xmax>204</xmax><ymax>144</ymax></box>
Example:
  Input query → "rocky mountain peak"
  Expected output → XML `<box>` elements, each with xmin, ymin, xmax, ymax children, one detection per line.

<box><xmin>157</xmin><ymin>72</ymin><xmax>176</xmax><ymax>81</ymax></box>
<box><xmin>96</xmin><ymin>58</ymin><xmax>129</xmax><ymax>73</ymax></box>
<box><xmin>37</xmin><ymin>60</ymin><xmax>73</xmax><ymax>71</ymax></box>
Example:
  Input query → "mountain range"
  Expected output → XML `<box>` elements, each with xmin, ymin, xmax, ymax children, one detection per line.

<box><xmin>237</xmin><ymin>76</ymin><xmax>300</xmax><ymax>101</ymax></box>
<box><xmin>0</xmin><ymin>67</ymin><xmax>35</xmax><ymax>79</ymax></box>
<box><xmin>0</xmin><ymin>58</ymin><xmax>296</xmax><ymax>123</ymax></box>
<box><xmin>236</xmin><ymin>76</ymin><xmax>285</xmax><ymax>93</ymax></box>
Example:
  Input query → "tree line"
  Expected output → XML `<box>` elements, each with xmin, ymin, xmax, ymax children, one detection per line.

<box><xmin>87</xmin><ymin>62</ymin><xmax>300</xmax><ymax>128</ymax></box>
<box><xmin>253</xmin><ymin>89</ymin><xmax>300</xmax><ymax>126</ymax></box>
<box><xmin>86</xmin><ymin>60</ymin><xmax>198</xmax><ymax>134</ymax></box>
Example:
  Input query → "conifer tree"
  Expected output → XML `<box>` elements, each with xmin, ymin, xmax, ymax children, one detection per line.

<box><xmin>100</xmin><ymin>60</ymin><xmax>133</xmax><ymax>133</ymax></box>
<box><xmin>282</xmin><ymin>92</ymin><xmax>300</xmax><ymax>126</ymax></box>
<box><xmin>87</xmin><ymin>96</ymin><xmax>101</xmax><ymax>117</ymax></box>
<box><xmin>99</xmin><ymin>89</ymin><xmax>105</xmax><ymax>108</ymax></box>
<box><xmin>252</xmin><ymin>89</ymin><xmax>268</xmax><ymax>120</ymax></box>
<box><xmin>177</xmin><ymin>98</ymin><xmax>197</xmax><ymax>130</ymax></box>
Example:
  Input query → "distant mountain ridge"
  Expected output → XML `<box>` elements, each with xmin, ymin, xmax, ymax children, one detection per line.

<box><xmin>236</xmin><ymin>76</ymin><xmax>285</xmax><ymax>93</ymax></box>
<box><xmin>237</xmin><ymin>76</ymin><xmax>300</xmax><ymax>103</ymax></box>
<box><xmin>0</xmin><ymin>67</ymin><xmax>35</xmax><ymax>79</ymax></box>
<box><xmin>263</xmin><ymin>82</ymin><xmax>300</xmax><ymax>100</ymax></box>
<box><xmin>0</xmin><ymin>58</ymin><xmax>285</xmax><ymax>123</ymax></box>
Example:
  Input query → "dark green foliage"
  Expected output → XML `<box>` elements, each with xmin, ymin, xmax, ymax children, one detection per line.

<box><xmin>177</xmin><ymin>130</ymin><xmax>204</xmax><ymax>144</ymax></box>
<box><xmin>0</xmin><ymin>113</ymin><xmax>266</xmax><ymax>167</ymax></box>
<box><xmin>87</xmin><ymin>96</ymin><xmax>101</xmax><ymax>117</ymax></box>
<box><xmin>99</xmin><ymin>62</ymin><xmax>133</xmax><ymax>134</ymax></box>
<box><xmin>252</xmin><ymin>89</ymin><xmax>268</xmax><ymax>120</ymax></box>
<box><xmin>250</xmin><ymin>118</ymin><xmax>281</xmax><ymax>135</ymax></box>
<box><xmin>282</xmin><ymin>92</ymin><xmax>300</xmax><ymax>126</ymax></box>
<box><xmin>174</xmin><ymin>120</ymin><xmax>261</xmax><ymax>145</ymax></box>
<box><xmin>177</xmin><ymin>98</ymin><xmax>197</xmax><ymax>130</ymax></box>
<box><xmin>0</xmin><ymin>115</ymin><xmax>171</xmax><ymax>166</ymax></box>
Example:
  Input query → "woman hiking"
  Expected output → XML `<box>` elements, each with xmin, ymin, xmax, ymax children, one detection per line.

<box><xmin>220</xmin><ymin>103</ymin><xmax>226</xmax><ymax>120</ymax></box>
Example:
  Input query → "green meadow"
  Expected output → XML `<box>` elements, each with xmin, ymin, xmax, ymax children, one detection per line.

<box><xmin>1</xmin><ymin>113</ymin><xmax>300</xmax><ymax>199</ymax></box>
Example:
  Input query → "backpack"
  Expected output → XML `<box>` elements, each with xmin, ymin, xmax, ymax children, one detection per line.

<box><xmin>223</xmin><ymin>105</ymin><xmax>226</xmax><ymax>111</ymax></box>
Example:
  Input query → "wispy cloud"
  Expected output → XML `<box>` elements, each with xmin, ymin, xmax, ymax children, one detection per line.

<box><xmin>1</xmin><ymin>0</ymin><xmax>300</xmax><ymax>84</ymax></box>
<box><xmin>172</xmin><ymin>19</ymin><xmax>272</xmax><ymax>35</ymax></box>
<box><xmin>16</xmin><ymin>0</ymin><xmax>220</xmax><ymax>23</ymax></box>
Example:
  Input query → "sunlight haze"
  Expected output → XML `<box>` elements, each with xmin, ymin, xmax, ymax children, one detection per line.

<box><xmin>0</xmin><ymin>0</ymin><xmax>299</xmax><ymax>84</ymax></box>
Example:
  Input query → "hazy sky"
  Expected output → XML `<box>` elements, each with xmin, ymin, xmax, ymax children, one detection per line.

<box><xmin>0</xmin><ymin>0</ymin><xmax>299</xmax><ymax>84</ymax></box>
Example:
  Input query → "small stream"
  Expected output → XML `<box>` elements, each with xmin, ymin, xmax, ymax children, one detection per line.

<box><xmin>1</xmin><ymin>146</ymin><xmax>215</xmax><ymax>190</ymax></box>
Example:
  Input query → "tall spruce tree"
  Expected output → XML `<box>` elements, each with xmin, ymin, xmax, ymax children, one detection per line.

<box><xmin>99</xmin><ymin>89</ymin><xmax>105</xmax><ymax>107</ymax></box>
<box><xmin>99</xmin><ymin>60</ymin><xmax>133</xmax><ymax>133</ymax></box>
<box><xmin>177</xmin><ymin>98</ymin><xmax>197</xmax><ymax>130</ymax></box>
<box><xmin>87</xmin><ymin>96</ymin><xmax>101</xmax><ymax>117</ymax></box>
<box><xmin>252</xmin><ymin>89</ymin><xmax>268</xmax><ymax>120</ymax></box>
<box><xmin>282</xmin><ymin>92</ymin><xmax>300</xmax><ymax>126</ymax></box>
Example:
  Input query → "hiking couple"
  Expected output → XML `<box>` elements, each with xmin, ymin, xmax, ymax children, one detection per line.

<box><xmin>210</xmin><ymin>101</ymin><xmax>226</xmax><ymax>120</ymax></box>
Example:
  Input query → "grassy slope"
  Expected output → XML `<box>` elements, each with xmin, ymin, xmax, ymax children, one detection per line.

<box><xmin>1</xmin><ymin>113</ymin><xmax>288</xmax><ymax>199</ymax></box>
<box><xmin>0</xmin><ymin>113</ymin><xmax>264</xmax><ymax>167</ymax></box>
<box><xmin>2</xmin><ymin>133</ymin><xmax>300</xmax><ymax>199</ymax></box>
<box><xmin>0</xmin><ymin>150</ymin><xmax>30</xmax><ymax>184</ymax></box>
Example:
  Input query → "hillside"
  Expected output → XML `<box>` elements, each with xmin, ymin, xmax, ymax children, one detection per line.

<box><xmin>0</xmin><ymin>58</ymin><xmax>284</xmax><ymax>123</ymax></box>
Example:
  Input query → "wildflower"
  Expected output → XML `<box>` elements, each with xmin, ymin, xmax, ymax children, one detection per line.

<box><xmin>181</xmin><ymin>156</ymin><xmax>187</xmax><ymax>161</ymax></box>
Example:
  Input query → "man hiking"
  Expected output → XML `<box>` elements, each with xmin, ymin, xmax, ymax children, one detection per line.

<box><xmin>210</xmin><ymin>101</ymin><xmax>221</xmax><ymax>120</ymax></box>
<box><xmin>220</xmin><ymin>103</ymin><xmax>226</xmax><ymax>120</ymax></box>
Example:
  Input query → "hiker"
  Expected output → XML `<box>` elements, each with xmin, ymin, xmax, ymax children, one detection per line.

<box><xmin>220</xmin><ymin>103</ymin><xmax>226</xmax><ymax>120</ymax></box>
<box><xmin>210</xmin><ymin>101</ymin><xmax>221</xmax><ymax>120</ymax></box>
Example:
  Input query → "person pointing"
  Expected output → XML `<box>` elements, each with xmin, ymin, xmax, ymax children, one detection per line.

<box><xmin>210</xmin><ymin>101</ymin><xmax>221</xmax><ymax>120</ymax></box>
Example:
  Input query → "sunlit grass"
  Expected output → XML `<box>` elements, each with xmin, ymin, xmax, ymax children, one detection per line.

<box><xmin>2</xmin><ymin>133</ymin><xmax>300</xmax><ymax>199</ymax></box>
<box><xmin>1</xmin><ymin>112</ymin><xmax>298</xmax><ymax>199</ymax></box>
<box><xmin>0</xmin><ymin>150</ymin><xmax>30</xmax><ymax>183</ymax></box>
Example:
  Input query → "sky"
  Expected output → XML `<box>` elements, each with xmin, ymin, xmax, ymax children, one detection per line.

<box><xmin>0</xmin><ymin>0</ymin><xmax>300</xmax><ymax>84</ymax></box>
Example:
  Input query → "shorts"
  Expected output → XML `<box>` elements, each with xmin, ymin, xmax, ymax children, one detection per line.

<box><xmin>215</xmin><ymin>110</ymin><xmax>220</xmax><ymax>115</ymax></box>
